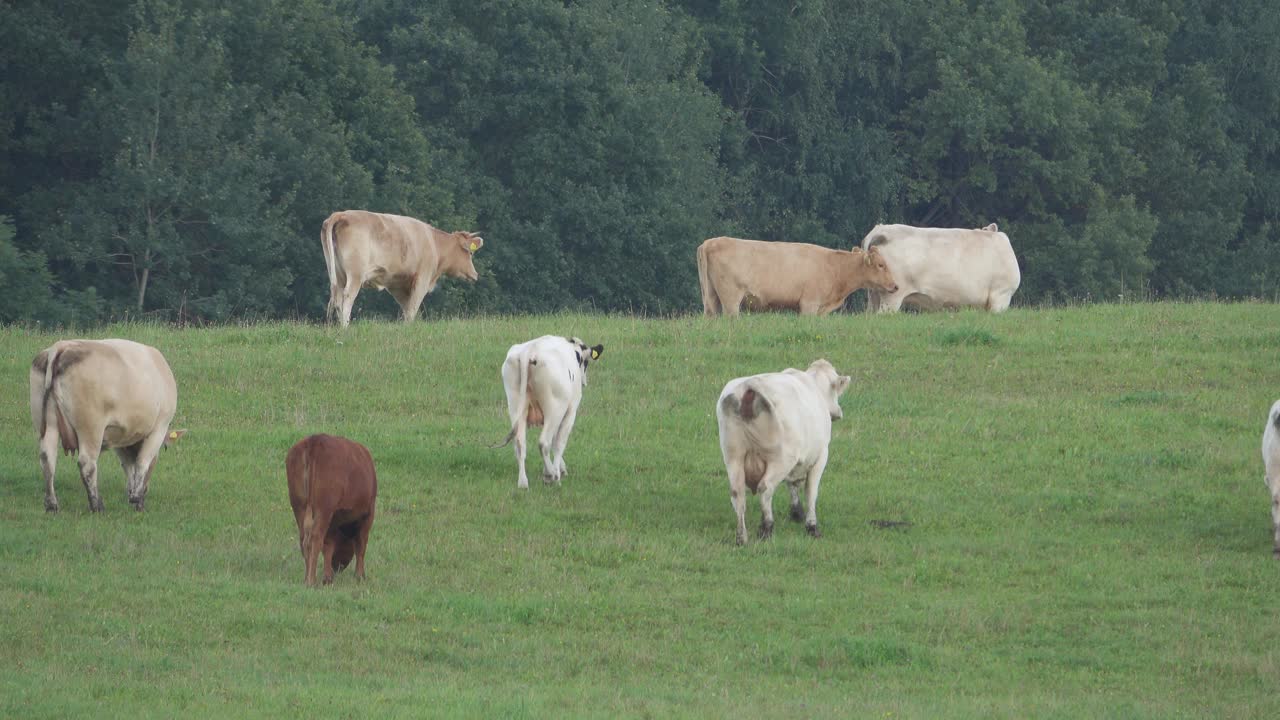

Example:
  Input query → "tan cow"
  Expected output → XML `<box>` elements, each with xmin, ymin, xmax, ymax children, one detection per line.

<box><xmin>696</xmin><ymin>237</ymin><xmax>898</xmax><ymax>316</ymax></box>
<box><xmin>321</xmin><ymin>210</ymin><xmax>484</xmax><ymax>327</ymax></box>
<box><xmin>30</xmin><ymin>339</ymin><xmax>185</xmax><ymax>513</ymax></box>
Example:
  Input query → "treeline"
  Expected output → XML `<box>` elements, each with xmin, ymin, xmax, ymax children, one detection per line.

<box><xmin>2</xmin><ymin>0</ymin><xmax>1278</xmax><ymax>324</ymax></box>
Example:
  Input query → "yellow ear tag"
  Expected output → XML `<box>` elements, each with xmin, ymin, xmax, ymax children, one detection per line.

<box><xmin>591</xmin><ymin>349</ymin><xmax>599</xmax><ymax>360</ymax></box>
<box><xmin>469</xmin><ymin>242</ymin><xmax>478</xmax><ymax>251</ymax></box>
<box><xmin>169</xmin><ymin>431</ymin><xmax>178</xmax><ymax>439</ymax></box>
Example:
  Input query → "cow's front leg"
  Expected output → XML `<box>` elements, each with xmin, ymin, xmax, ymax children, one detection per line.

<box><xmin>321</xmin><ymin>534</ymin><xmax>338</xmax><ymax>585</ymax></box>
<box><xmin>353</xmin><ymin>512</ymin><xmax>374</xmax><ymax>581</ymax></box>
<box><xmin>803</xmin><ymin>451</ymin><xmax>829</xmax><ymax>538</ymax></box>
<box><xmin>400</xmin><ymin>282</ymin><xmax>432</xmax><ymax>323</ymax></box>
<box><xmin>787</xmin><ymin>481</ymin><xmax>804</xmax><ymax>522</ymax></box>
<box><xmin>76</xmin><ymin>448</ymin><xmax>105</xmax><ymax>513</ymax></box>
<box><xmin>126</xmin><ymin>430</ymin><xmax>167</xmax><ymax>511</ymax></box>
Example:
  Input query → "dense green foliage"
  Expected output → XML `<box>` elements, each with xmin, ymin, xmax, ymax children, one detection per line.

<box><xmin>2</xmin><ymin>0</ymin><xmax>1278</xmax><ymax>322</ymax></box>
<box><xmin>2</xmin><ymin>305</ymin><xmax>1278</xmax><ymax>715</ymax></box>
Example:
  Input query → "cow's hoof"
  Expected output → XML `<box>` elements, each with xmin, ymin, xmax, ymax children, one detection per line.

<box><xmin>758</xmin><ymin>522</ymin><xmax>774</xmax><ymax>540</ymax></box>
<box><xmin>130</xmin><ymin>499</ymin><xmax>145</xmax><ymax>512</ymax></box>
<box><xmin>89</xmin><ymin>499</ymin><xmax>104</xmax><ymax>513</ymax></box>
<box><xmin>542</xmin><ymin>473</ymin><xmax>560</xmax><ymax>486</ymax></box>
<box><xmin>806</xmin><ymin>523</ymin><xmax>822</xmax><ymax>539</ymax></box>
<box><xmin>789</xmin><ymin>505</ymin><xmax>804</xmax><ymax>522</ymax></box>
<box><xmin>735</xmin><ymin>533</ymin><xmax>747</xmax><ymax>546</ymax></box>
<box><xmin>45</xmin><ymin>500</ymin><xmax>59</xmax><ymax>513</ymax></box>
<box><xmin>1273</xmin><ymin>547</ymin><xmax>1280</xmax><ymax>559</ymax></box>
<box><xmin>517</xmin><ymin>481</ymin><xmax>529</xmax><ymax>490</ymax></box>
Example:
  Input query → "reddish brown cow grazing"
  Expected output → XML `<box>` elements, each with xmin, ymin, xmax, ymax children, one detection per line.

<box><xmin>285</xmin><ymin>434</ymin><xmax>377</xmax><ymax>586</ymax></box>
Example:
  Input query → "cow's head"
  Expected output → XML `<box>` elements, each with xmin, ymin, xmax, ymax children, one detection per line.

<box><xmin>862</xmin><ymin>247</ymin><xmax>898</xmax><ymax>294</ymax></box>
<box><xmin>806</xmin><ymin>359</ymin><xmax>851</xmax><ymax>421</ymax></box>
<box><xmin>566</xmin><ymin>337</ymin><xmax>604</xmax><ymax>384</ymax></box>
<box><xmin>449</xmin><ymin>231</ymin><xmax>484</xmax><ymax>281</ymax></box>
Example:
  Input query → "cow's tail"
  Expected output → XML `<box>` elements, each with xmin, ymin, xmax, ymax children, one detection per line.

<box><xmin>321</xmin><ymin>213</ymin><xmax>343</xmax><ymax>322</ymax></box>
<box><xmin>720</xmin><ymin>382</ymin><xmax>772</xmax><ymax>424</ymax></box>
<box><xmin>696</xmin><ymin>242</ymin><xmax>720</xmax><ymax>316</ymax></box>
<box><xmin>491</xmin><ymin>352</ymin><xmax>532</xmax><ymax>449</ymax></box>
<box><xmin>37</xmin><ymin>345</ymin><xmax>78</xmax><ymax>454</ymax></box>
<box><xmin>296</xmin><ymin>439</ymin><xmax>318</xmax><ymax>545</ymax></box>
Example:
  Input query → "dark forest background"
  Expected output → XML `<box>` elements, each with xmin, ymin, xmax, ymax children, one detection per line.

<box><xmin>2</xmin><ymin>0</ymin><xmax>1278</xmax><ymax>324</ymax></box>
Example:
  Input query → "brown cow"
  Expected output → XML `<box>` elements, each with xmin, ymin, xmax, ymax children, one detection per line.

<box><xmin>29</xmin><ymin>339</ymin><xmax>185</xmax><ymax>513</ymax></box>
<box><xmin>321</xmin><ymin>210</ymin><xmax>484</xmax><ymax>327</ymax></box>
<box><xmin>696</xmin><ymin>236</ymin><xmax>898</xmax><ymax>316</ymax></box>
<box><xmin>285</xmin><ymin>434</ymin><xmax>377</xmax><ymax>586</ymax></box>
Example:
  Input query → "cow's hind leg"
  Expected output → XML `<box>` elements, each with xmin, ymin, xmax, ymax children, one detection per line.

<box><xmin>726</xmin><ymin>459</ymin><xmax>749</xmax><ymax>546</ymax></box>
<box><xmin>802</xmin><ymin>449</ymin><xmax>830</xmax><ymax>538</ymax></box>
<box><xmin>513</xmin><ymin>424</ymin><xmax>530</xmax><ymax>489</ymax></box>
<box><xmin>303</xmin><ymin>514</ymin><xmax>330</xmax><ymax>586</ymax></box>
<box><xmin>538</xmin><ymin>405</ymin><xmax>570</xmax><ymax>486</ymax></box>
<box><xmin>550</xmin><ymin>402</ymin><xmax>579</xmax><ymax>479</ymax></box>
<box><xmin>719</xmin><ymin>287</ymin><xmax>746</xmax><ymax>317</ymax></box>
<box><xmin>339</xmin><ymin>276</ymin><xmax>361</xmax><ymax>328</ymax></box>
<box><xmin>755</xmin><ymin>465</ymin><xmax>792</xmax><ymax>540</ymax></box>
<box><xmin>38</xmin><ymin>423</ymin><xmax>60</xmax><ymax>512</ymax></box>
<box><xmin>987</xmin><ymin>288</ymin><xmax>1016</xmax><ymax>312</ymax></box>
<box><xmin>75</xmin><ymin>440</ymin><xmax>106</xmax><ymax>513</ymax></box>
<box><xmin>1269</xmin><ymin>473</ymin><xmax>1280</xmax><ymax>558</ymax></box>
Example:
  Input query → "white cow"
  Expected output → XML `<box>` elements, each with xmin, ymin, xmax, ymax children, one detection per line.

<box><xmin>30</xmin><ymin>339</ymin><xmax>185</xmax><ymax>512</ymax></box>
<box><xmin>1263</xmin><ymin>400</ymin><xmax>1280</xmax><ymax>557</ymax></box>
<box><xmin>716</xmin><ymin>359</ymin><xmax>851</xmax><ymax>545</ymax></box>
<box><xmin>496</xmin><ymin>336</ymin><xmax>604</xmax><ymax>489</ymax></box>
<box><xmin>860</xmin><ymin>223</ymin><xmax>1020</xmax><ymax>312</ymax></box>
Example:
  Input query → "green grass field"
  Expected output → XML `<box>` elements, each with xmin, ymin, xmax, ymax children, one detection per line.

<box><xmin>2</xmin><ymin>304</ymin><xmax>1278</xmax><ymax>718</ymax></box>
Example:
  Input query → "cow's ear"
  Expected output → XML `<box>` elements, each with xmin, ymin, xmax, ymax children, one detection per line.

<box><xmin>590</xmin><ymin>344</ymin><xmax>603</xmax><ymax>361</ymax></box>
<box><xmin>164</xmin><ymin>429</ymin><xmax>187</xmax><ymax>448</ymax></box>
<box><xmin>834</xmin><ymin>375</ymin><xmax>851</xmax><ymax>395</ymax></box>
<box><xmin>462</xmin><ymin>233</ymin><xmax>483</xmax><ymax>253</ymax></box>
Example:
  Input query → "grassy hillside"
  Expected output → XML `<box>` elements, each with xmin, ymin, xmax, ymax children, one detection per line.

<box><xmin>1</xmin><ymin>304</ymin><xmax>1278</xmax><ymax>718</ymax></box>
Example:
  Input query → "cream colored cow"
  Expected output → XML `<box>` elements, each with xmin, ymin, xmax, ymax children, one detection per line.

<box><xmin>30</xmin><ymin>339</ymin><xmax>185</xmax><ymax>512</ymax></box>
<box><xmin>1263</xmin><ymin>400</ymin><xmax>1280</xmax><ymax>557</ymax></box>
<box><xmin>321</xmin><ymin>210</ymin><xmax>484</xmax><ymax>327</ymax></box>
<box><xmin>860</xmin><ymin>224</ymin><xmax>1020</xmax><ymax>312</ymax></box>
<box><xmin>716</xmin><ymin>359</ymin><xmax>851</xmax><ymax>545</ymax></box>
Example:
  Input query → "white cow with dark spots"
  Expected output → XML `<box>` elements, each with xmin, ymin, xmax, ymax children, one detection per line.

<box><xmin>495</xmin><ymin>336</ymin><xmax>604</xmax><ymax>489</ymax></box>
<box><xmin>716</xmin><ymin>359</ymin><xmax>851</xmax><ymax>545</ymax></box>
